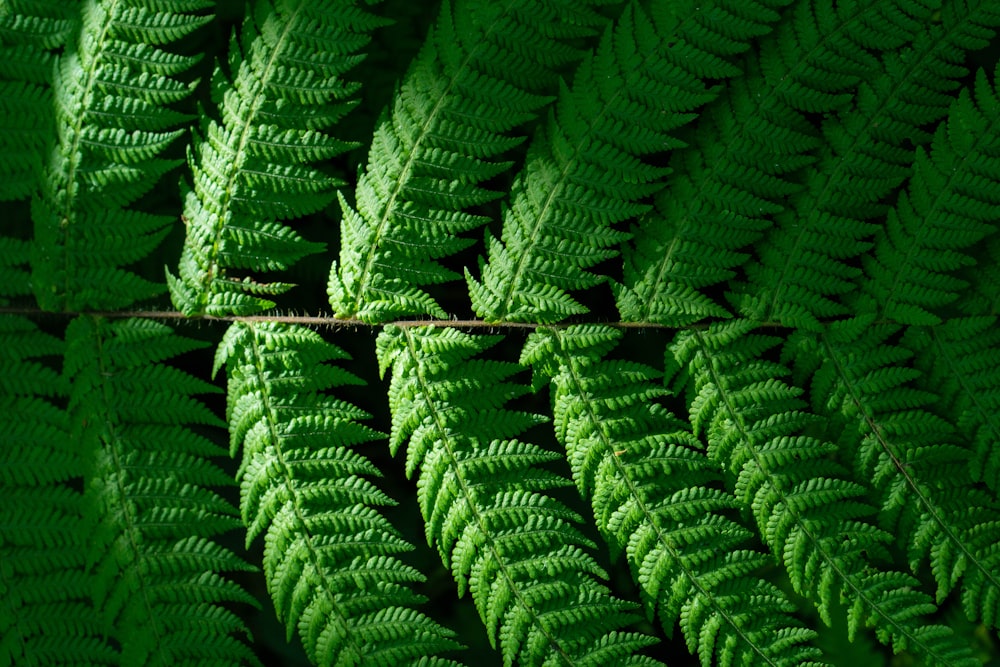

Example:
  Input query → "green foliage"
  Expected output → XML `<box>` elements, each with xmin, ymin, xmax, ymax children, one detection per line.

<box><xmin>327</xmin><ymin>0</ymin><xmax>617</xmax><ymax>323</ymax></box>
<box><xmin>217</xmin><ymin>320</ymin><xmax>463</xmax><ymax>666</ymax></box>
<box><xmin>67</xmin><ymin>315</ymin><xmax>258</xmax><ymax>665</ymax></box>
<box><xmin>170</xmin><ymin>0</ymin><xmax>384</xmax><ymax>316</ymax></box>
<box><xmin>859</xmin><ymin>64</ymin><xmax>1000</xmax><ymax>325</ymax></box>
<box><xmin>902</xmin><ymin>316</ymin><xmax>1000</xmax><ymax>494</ymax></box>
<box><xmin>3</xmin><ymin>0</ymin><xmax>1000</xmax><ymax>665</ymax></box>
<box><xmin>788</xmin><ymin>317</ymin><xmax>1000</xmax><ymax>632</ymax></box>
<box><xmin>0</xmin><ymin>316</ymin><xmax>112</xmax><ymax>666</ymax></box>
<box><xmin>32</xmin><ymin>0</ymin><xmax>211</xmax><ymax>311</ymax></box>
<box><xmin>377</xmin><ymin>325</ymin><xmax>661</xmax><ymax>666</ymax></box>
<box><xmin>0</xmin><ymin>1</ymin><xmax>76</xmax><ymax>201</ymax></box>
<box><xmin>469</xmin><ymin>0</ymin><xmax>794</xmax><ymax>324</ymax></box>
<box><xmin>614</xmin><ymin>0</ymin><xmax>859</xmax><ymax>326</ymax></box>
<box><xmin>671</xmin><ymin>320</ymin><xmax>979</xmax><ymax>664</ymax></box>
<box><xmin>732</xmin><ymin>0</ymin><xmax>1000</xmax><ymax>329</ymax></box>
<box><xmin>521</xmin><ymin>325</ymin><xmax>826</xmax><ymax>666</ymax></box>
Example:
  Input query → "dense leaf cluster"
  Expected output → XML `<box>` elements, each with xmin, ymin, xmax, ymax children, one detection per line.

<box><xmin>2</xmin><ymin>0</ymin><xmax>999</xmax><ymax>666</ymax></box>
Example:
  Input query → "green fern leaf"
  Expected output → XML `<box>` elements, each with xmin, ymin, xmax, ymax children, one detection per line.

<box><xmin>669</xmin><ymin>319</ymin><xmax>979</xmax><ymax>665</ymax></box>
<box><xmin>859</xmin><ymin>64</ymin><xmax>1000</xmax><ymax>325</ymax></box>
<box><xmin>217</xmin><ymin>321</ymin><xmax>465</xmax><ymax>666</ymax></box>
<box><xmin>66</xmin><ymin>315</ymin><xmax>258</xmax><ymax>666</ymax></box>
<box><xmin>956</xmin><ymin>232</ymin><xmax>1000</xmax><ymax>316</ymax></box>
<box><xmin>467</xmin><ymin>2</ymin><xmax>686</xmax><ymax>324</ymax></box>
<box><xmin>790</xmin><ymin>316</ymin><xmax>1000</xmax><ymax>631</ymax></box>
<box><xmin>328</xmin><ymin>0</ymin><xmax>615</xmax><ymax>323</ymax></box>
<box><xmin>614</xmin><ymin>6</ymin><xmax>846</xmax><ymax>326</ymax></box>
<box><xmin>0</xmin><ymin>1</ymin><xmax>77</xmax><ymax>201</ymax></box>
<box><xmin>170</xmin><ymin>0</ymin><xmax>384</xmax><ymax>317</ymax></box>
<box><xmin>377</xmin><ymin>324</ymin><xmax>663</xmax><ymax>665</ymax></box>
<box><xmin>0</xmin><ymin>315</ymin><xmax>116</xmax><ymax>665</ymax></box>
<box><xmin>7</xmin><ymin>0</ymin><xmax>1000</xmax><ymax>663</ymax></box>
<box><xmin>0</xmin><ymin>75</ymin><xmax>53</xmax><ymax>201</ymax></box>
<box><xmin>30</xmin><ymin>0</ymin><xmax>210</xmax><ymax>312</ymax></box>
<box><xmin>0</xmin><ymin>237</ymin><xmax>33</xmax><ymax>305</ymax></box>
<box><xmin>0</xmin><ymin>315</ymin><xmax>64</xmax><ymax>401</ymax></box>
<box><xmin>618</xmin><ymin>0</ymin><xmax>934</xmax><ymax>326</ymax></box>
<box><xmin>469</xmin><ymin>0</ymin><xmax>797</xmax><ymax>325</ymax></box>
<box><xmin>522</xmin><ymin>324</ymin><xmax>827</xmax><ymax>667</ymax></box>
<box><xmin>0</xmin><ymin>1</ymin><xmax>77</xmax><ymax>50</ymax></box>
<box><xmin>902</xmin><ymin>317</ymin><xmax>1000</xmax><ymax>495</ymax></box>
<box><xmin>733</xmin><ymin>0</ymin><xmax>1000</xmax><ymax>328</ymax></box>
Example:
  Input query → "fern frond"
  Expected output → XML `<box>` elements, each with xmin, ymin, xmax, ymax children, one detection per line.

<box><xmin>30</xmin><ymin>0</ymin><xmax>210</xmax><ymax>312</ymax></box>
<box><xmin>0</xmin><ymin>315</ymin><xmax>116</xmax><ymax>666</ymax></box>
<box><xmin>668</xmin><ymin>319</ymin><xmax>978</xmax><ymax>664</ymax></box>
<box><xmin>902</xmin><ymin>317</ymin><xmax>1000</xmax><ymax>495</ymax></box>
<box><xmin>521</xmin><ymin>325</ymin><xmax>826</xmax><ymax>667</ymax></box>
<box><xmin>0</xmin><ymin>2</ymin><xmax>77</xmax><ymax>201</ymax></box>
<box><xmin>733</xmin><ymin>0</ymin><xmax>999</xmax><ymax>328</ymax></box>
<box><xmin>328</xmin><ymin>0</ymin><xmax>615</xmax><ymax>323</ymax></box>
<box><xmin>66</xmin><ymin>316</ymin><xmax>258</xmax><ymax>666</ymax></box>
<box><xmin>956</xmin><ymin>233</ymin><xmax>1000</xmax><ymax>316</ymax></box>
<box><xmin>216</xmin><ymin>320</ymin><xmax>465</xmax><ymax>666</ymax></box>
<box><xmin>859</xmin><ymin>64</ymin><xmax>1000</xmax><ymax>325</ymax></box>
<box><xmin>618</xmin><ymin>0</ymin><xmax>945</xmax><ymax>327</ymax></box>
<box><xmin>0</xmin><ymin>236</ymin><xmax>33</xmax><ymax>304</ymax></box>
<box><xmin>169</xmin><ymin>0</ymin><xmax>384</xmax><ymax>317</ymax></box>
<box><xmin>0</xmin><ymin>1</ymin><xmax>77</xmax><ymax>50</ymax></box>
<box><xmin>790</xmin><ymin>317</ymin><xmax>1000</xmax><ymax>631</ymax></box>
<box><xmin>377</xmin><ymin>325</ymin><xmax>663</xmax><ymax>666</ymax></box>
<box><xmin>468</xmin><ymin>0</ymin><xmax>798</xmax><ymax>325</ymax></box>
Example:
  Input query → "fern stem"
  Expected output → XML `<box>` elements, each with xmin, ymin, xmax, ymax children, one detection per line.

<box><xmin>2</xmin><ymin>305</ymin><xmax>755</xmax><ymax>330</ymax></box>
